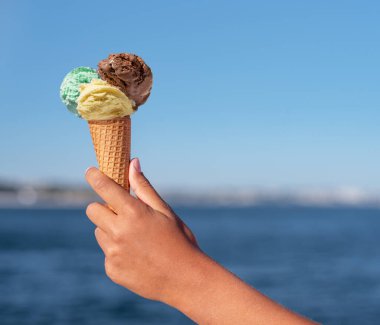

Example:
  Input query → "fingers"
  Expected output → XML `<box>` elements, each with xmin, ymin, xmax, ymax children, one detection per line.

<box><xmin>94</xmin><ymin>227</ymin><xmax>113</xmax><ymax>255</ymax></box>
<box><xmin>129</xmin><ymin>158</ymin><xmax>174</xmax><ymax>217</ymax></box>
<box><xmin>86</xmin><ymin>202</ymin><xmax>117</xmax><ymax>233</ymax></box>
<box><xmin>85</xmin><ymin>167</ymin><xmax>138</xmax><ymax>213</ymax></box>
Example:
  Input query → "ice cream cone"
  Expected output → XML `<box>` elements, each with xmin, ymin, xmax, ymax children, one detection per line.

<box><xmin>88</xmin><ymin>116</ymin><xmax>131</xmax><ymax>191</ymax></box>
<box><xmin>60</xmin><ymin>53</ymin><xmax>152</xmax><ymax>194</ymax></box>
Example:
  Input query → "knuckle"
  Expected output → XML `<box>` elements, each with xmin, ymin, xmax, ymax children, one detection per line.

<box><xmin>128</xmin><ymin>206</ymin><xmax>140</xmax><ymax>219</ymax></box>
<box><xmin>120</xmin><ymin>202</ymin><xmax>140</xmax><ymax>220</ymax></box>
<box><xmin>120</xmin><ymin>202</ymin><xmax>132</xmax><ymax>215</ymax></box>
<box><xmin>106</xmin><ymin>246</ymin><xmax>119</xmax><ymax>258</ymax></box>
<box><xmin>112</xmin><ymin>229</ymin><xmax>124</xmax><ymax>243</ymax></box>
<box><xmin>93</xmin><ymin>175</ymin><xmax>108</xmax><ymax>191</ymax></box>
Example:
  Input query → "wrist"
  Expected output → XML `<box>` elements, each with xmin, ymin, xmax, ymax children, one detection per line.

<box><xmin>160</xmin><ymin>248</ymin><xmax>213</xmax><ymax>306</ymax></box>
<box><xmin>162</xmin><ymin>248</ymin><xmax>226</xmax><ymax>321</ymax></box>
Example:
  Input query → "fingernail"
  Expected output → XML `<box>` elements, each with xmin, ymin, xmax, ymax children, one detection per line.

<box><xmin>132</xmin><ymin>158</ymin><xmax>141</xmax><ymax>173</ymax></box>
<box><xmin>85</xmin><ymin>166</ymin><xmax>96</xmax><ymax>176</ymax></box>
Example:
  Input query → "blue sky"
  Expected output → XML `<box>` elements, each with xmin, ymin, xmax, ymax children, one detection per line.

<box><xmin>0</xmin><ymin>0</ymin><xmax>379</xmax><ymax>190</ymax></box>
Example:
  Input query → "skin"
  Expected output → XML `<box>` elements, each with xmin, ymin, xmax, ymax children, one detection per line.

<box><xmin>85</xmin><ymin>159</ymin><xmax>318</xmax><ymax>325</ymax></box>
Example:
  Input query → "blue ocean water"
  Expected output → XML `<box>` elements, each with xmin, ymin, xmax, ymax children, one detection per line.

<box><xmin>0</xmin><ymin>207</ymin><xmax>379</xmax><ymax>324</ymax></box>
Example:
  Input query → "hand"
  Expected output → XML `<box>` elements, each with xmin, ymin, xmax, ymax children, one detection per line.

<box><xmin>85</xmin><ymin>158</ymin><xmax>200</xmax><ymax>302</ymax></box>
<box><xmin>86</xmin><ymin>159</ymin><xmax>318</xmax><ymax>325</ymax></box>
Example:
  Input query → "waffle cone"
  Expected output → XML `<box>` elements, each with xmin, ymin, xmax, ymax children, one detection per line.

<box><xmin>88</xmin><ymin>116</ymin><xmax>131</xmax><ymax>191</ymax></box>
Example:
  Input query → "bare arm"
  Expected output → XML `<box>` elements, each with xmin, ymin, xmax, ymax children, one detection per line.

<box><xmin>85</xmin><ymin>159</ymin><xmax>318</xmax><ymax>324</ymax></box>
<box><xmin>164</xmin><ymin>252</ymin><xmax>315</xmax><ymax>324</ymax></box>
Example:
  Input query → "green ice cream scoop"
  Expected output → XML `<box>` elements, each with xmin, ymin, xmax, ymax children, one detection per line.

<box><xmin>60</xmin><ymin>67</ymin><xmax>99</xmax><ymax>116</ymax></box>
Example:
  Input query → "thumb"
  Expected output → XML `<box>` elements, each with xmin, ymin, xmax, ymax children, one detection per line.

<box><xmin>129</xmin><ymin>158</ymin><xmax>173</xmax><ymax>216</ymax></box>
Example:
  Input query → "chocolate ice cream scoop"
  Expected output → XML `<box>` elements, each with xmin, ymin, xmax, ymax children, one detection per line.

<box><xmin>98</xmin><ymin>53</ymin><xmax>152</xmax><ymax>108</ymax></box>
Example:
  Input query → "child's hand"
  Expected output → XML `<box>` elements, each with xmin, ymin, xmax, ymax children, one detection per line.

<box><xmin>85</xmin><ymin>158</ymin><xmax>199</xmax><ymax>302</ymax></box>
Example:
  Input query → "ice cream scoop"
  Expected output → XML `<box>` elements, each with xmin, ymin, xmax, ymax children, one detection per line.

<box><xmin>98</xmin><ymin>53</ymin><xmax>152</xmax><ymax>108</ymax></box>
<box><xmin>60</xmin><ymin>67</ymin><xmax>99</xmax><ymax>116</ymax></box>
<box><xmin>60</xmin><ymin>53</ymin><xmax>153</xmax><ymax>192</ymax></box>
<box><xmin>77</xmin><ymin>79</ymin><xmax>134</xmax><ymax>120</ymax></box>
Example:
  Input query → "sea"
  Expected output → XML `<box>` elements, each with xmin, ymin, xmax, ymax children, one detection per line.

<box><xmin>0</xmin><ymin>206</ymin><xmax>379</xmax><ymax>325</ymax></box>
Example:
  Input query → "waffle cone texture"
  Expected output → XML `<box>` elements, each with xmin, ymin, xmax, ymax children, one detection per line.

<box><xmin>88</xmin><ymin>116</ymin><xmax>131</xmax><ymax>191</ymax></box>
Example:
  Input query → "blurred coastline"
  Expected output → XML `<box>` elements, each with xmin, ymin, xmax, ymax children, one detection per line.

<box><xmin>1</xmin><ymin>180</ymin><xmax>380</xmax><ymax>209</ymax></box>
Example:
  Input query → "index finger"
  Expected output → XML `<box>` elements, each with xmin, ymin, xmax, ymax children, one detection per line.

<box><xmin>85</xmin><ymin>167</ymin><xmax>137</xmax><ymax>213</ymax></box>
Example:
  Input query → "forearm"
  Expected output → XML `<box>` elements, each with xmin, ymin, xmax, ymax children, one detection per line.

<box><xmin>164</xmin><ymin>250</ymin><xmax>317</xmax><ymax>325</ymax></box>
<box><xmin>85</xmin><ymin>165</ymin><xmax>317</xmax><ymax>324</ymax></box>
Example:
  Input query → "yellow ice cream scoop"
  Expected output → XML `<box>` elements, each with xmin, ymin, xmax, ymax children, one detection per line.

<box><xmin>77</xmin><ymin>79</ymin><xmax>134</xmax><ymax>120</ymax></box>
